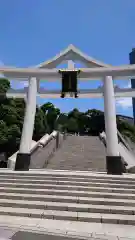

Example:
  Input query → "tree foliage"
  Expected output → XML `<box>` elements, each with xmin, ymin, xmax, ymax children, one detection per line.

<box><xmin>0</xmin><ymin>78</ymin><xmax>135</xmax><ymax>160</ymax></box>
<box><xmin>0</xmin><ymin>78</ymin><xmax>10</xmax><ymax>94</ymax></box>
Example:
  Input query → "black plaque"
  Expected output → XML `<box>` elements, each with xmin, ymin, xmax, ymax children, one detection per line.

<box><xmin>59</xmin><ymin>70</ymin><xmax>80</xmax><ymax>98</ymax></box>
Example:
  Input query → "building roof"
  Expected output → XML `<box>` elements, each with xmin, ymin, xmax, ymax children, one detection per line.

<box><xmin>36</xmin><ymin>44</ymin><xmax>111</xmax><ymax>69</ymax></box>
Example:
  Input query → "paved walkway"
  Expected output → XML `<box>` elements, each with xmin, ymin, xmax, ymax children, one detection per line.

<box><xmin>0</xmin><ymin>216</ymin><xmax>135</xmax><ymax>239</ymax></box>
<box><xmin>0</xmin><ymin>228</ymin><xmax>135</xmax><ymax>239</ymax></box>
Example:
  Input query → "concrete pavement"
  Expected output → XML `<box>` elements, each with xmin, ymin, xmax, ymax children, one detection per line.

<box><xmin>0</xmin><ymin>216</ymin><xmax>135</xmax><ymax>239</ymax></box>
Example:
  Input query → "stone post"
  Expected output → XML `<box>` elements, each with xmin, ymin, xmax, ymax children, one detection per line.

<box><xmin>15</xmin><ymin>77</ymin><xmax>37</xmax><ymax>170</ymax></box>
<box><xmin>103</xmin><ymin>76</ymin><xmax>124</xmax><ymax>174</ymax></box>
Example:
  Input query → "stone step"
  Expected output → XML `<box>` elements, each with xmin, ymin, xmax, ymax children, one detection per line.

<box><xmin>0</xmin><ymin>171</ymin><xmax>135</xmax><ymax>179</ymax></box>
<box><xmin>45</xmin><ymin>136</ymin><xmax>106</xmax><ymax>171</ymax></box>
<box><xmin>0</xmin><ymin>170</ymin><xmax>135</xmax><ymax>181</ymax></box>
<box><xmin>0</xmin><ymin>206</ymin><xmax>135</xmax><ymax>225</ymax></box>
<box><xmin>0</xmin><ymin>179</ymin><xmax>134</xmax><ymax>189</ymax></box>
<box><xmin>0</xmin><ymin>175</ymin><xmax>135</xmax><ymax>185</ymax></box>
<box><xmin>0</xmin><ymin>170</ymin><xmax>135</xmax><ymax>227</ymax></box>
<box><xmin>1</xmin><ymin>192</ymin><xmax>135</xmax><ymax>207</ymax></box>
<box><xmin>0</xmin><ymin>183</ymin><xmax>134</xmax><ymax>194</ymax></box>
<box><xmin>46</xmin><ymin>165</ymin><xmax>106</xmax><ymax>170</ymax></box>
<box><xmin>0</xmin><ymin>187</ymin><xmax>134</xmax><ymax>200</ymax></box>
<box><xmin>0</xmin><ymin>199</ymin><xmax>135</xmax><ymax>216</ymax></box>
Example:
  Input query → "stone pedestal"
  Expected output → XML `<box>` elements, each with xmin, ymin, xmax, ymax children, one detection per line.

<box><xmin>106</xmin><ymin>156</ymin><xmax>125</xmax><ymax>175</ymax></box>
<box><xmin>15</xmin><ymin>153</ymin><xmax>30</xmax><ymax>171</ymax></box>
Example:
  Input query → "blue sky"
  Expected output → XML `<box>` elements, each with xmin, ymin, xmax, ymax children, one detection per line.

<box><xmin>0</xmin><ymin>0</ymin><xmax>135</xmax><ymax>116</ymax></box>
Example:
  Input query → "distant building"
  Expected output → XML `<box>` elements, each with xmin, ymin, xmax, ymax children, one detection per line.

<box><xmin>117</xmin><ymin>114</ymin><xmax>134</xmax><ymax>125</ymax></box>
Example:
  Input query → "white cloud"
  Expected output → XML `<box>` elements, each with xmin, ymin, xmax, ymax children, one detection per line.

<box><xmin>115</xmin><ymin>81</ymin><xmax>132</xmax><ymax>109</ymax></box>
<box><xmin>10</xmin><ymin>80</ymin><xmax>28</xmax><ymax>89</ymax></box>
<box><xmin>116</xmin><ymin>98</ymin><xmax>132</xmax><ymax>108</ymax></box>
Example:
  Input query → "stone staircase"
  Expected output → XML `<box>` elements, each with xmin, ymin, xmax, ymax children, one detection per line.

<box><xmin>46</xmin><ymin>135</ymin><xmax>106</xmax><ymax>171</ymax></box>
<box><xmin>0</xmin><ymin>170</ymin><xmax>135</xmax><ymax>226</ymax></box>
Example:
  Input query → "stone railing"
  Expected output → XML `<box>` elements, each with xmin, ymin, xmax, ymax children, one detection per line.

<box><xmin>8</xmin><ymin>131</ymin><xmax>66</xmax><ymax>170</ymax></box>
<box><xmin>99</xmin><ymin>131</ymin><xmax>127</xmax><ymax>172</ymax></box>
<box><xmin>30</xmin><ymin>131</ymin><xmax>66</xmax><ymax>169</ymax></box>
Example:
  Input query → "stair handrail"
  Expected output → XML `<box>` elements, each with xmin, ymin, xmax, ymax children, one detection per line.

<box><xmin>117</xmin><ymin>130</ymin><xmax>132</xmax><ymax>151</ymax></box>
<box><xmin>99</xmin><ymin>131</ymin><xmax>107</xmax><ymax>147</ymax></box>
<box><xmin>30</xmin><ymin>131</ymin><xmax>59</xmax><ymax>155</ymax></box>
<box><xmin>100</xmin><ymin>131</ymin><xmax>132</xmax><ymax>151</ymax></box>
<box><xmin>99</xmin><ymin>131</ymin><xmax>128</xmax><ymax>170</ymax></box>
<box><xmin>31</xmin><ymin>130</ymin><xmax>67</xmax><ymax>156</ymax></box>
<box><xmin>40</xmin><ymin>131</ymin><xmax>67</xmax><ymax>168</ymax></box>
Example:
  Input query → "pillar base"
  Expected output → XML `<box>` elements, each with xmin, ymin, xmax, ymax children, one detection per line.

<box><xmin>15</xmin><ymin>153</ymin><xmax>31</xmax><ymax>171</ymax></box>
<box><xmin>106</xmin><ymin>156</ymin><xmax>126</xmax><ymax>175</ymax></box>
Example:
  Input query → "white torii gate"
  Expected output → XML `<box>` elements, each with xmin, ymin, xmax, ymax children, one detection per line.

<box><xmin>1</xmin><ymin>44</ymin><xmax>135</xmax><ymax>174</ymax></box>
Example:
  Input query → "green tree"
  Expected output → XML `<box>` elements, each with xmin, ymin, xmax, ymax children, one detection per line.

<box><xmin>0</xmin><ymin>120</ymin><xmax>8</xmax><ymax>145</ymax></box>
<box><xmin>56</xmin><ymin>113</ymin><xmax>68</xmax><ymax>132</ymax></box>
<box><xmin>0</xmin><ymin>79</ymin><xmax>23</xmax><ymax>157</ymax></box>
<box><xmin>85</xmin><ymin>109</ymin><xmax>105</xmax><ymax>135</ymax></box>
<box><xmin>0</xmin><ymin>78</ymin><xmax>10</xmax><ymax>94</ymax></box>
<box><xmin>117</xmin><ymin>119</ymin><xmax>135</xmax><ymax>142</ymax></box>
<box><xmin>66</xmin><ymin>117</ymin><xmax>79</xmax><ymax>133</ymax></box>
<box><xmin>5</xmin><ymin>124</ymin><xmax>21</xmax><ymax>157</ymax></box>
<box><xmin>33</xmin><ymin>107</ymin><xmax>49</xmax><ymax>141</ymax></box>
<box><xmin>41</xmin><ymin>102</ymin><xmax>54</xmax><ymax>113</ymax></box>
<box><xmin>41</xmin><ymin>103</ymin><xmax>60</xmax><ymax>133</ymax></box>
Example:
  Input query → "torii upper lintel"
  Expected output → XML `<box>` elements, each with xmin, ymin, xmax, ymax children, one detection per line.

<box><xmin>36</xmin><ymin>44</ymin><xmax>111</xmax><ymax>69</ymax></box>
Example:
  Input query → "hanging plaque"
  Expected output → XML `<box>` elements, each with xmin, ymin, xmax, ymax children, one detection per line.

<box><xmin>59</xmin><ymin>70</ymin><xmax>80</xmax><ymax>98</ymax></box>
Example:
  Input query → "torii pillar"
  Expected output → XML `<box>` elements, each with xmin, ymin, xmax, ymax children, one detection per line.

<box><xmin>129</xmin><ymin>48</ymin><xmax>135</xmax><ymax>124</ymax></box>
<box><xmin>103</xmin><ymin>76</ymin><xmax>124</xmax><ymax>174</ymax></box>
<box><xmin>15</xmin><ymin>77</ymin><xmax>37</xmax><ymax>171</ymax></box>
